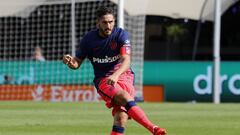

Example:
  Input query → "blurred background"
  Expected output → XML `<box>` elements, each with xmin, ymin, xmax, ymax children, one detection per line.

<box><xmin>0</xmin><ymin>0</ymin><xmax>240</xmax><ymax>103</ymax></box>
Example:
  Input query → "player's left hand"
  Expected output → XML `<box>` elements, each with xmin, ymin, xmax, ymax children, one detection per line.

<box><xmin>107</xmin><ymin>74</ymin><xmax>119</xmax><ymax>86</ymax></box>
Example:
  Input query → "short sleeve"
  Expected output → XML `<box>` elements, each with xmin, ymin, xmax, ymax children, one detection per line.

<box><xmin>76</xmin><ymin>37</ymin><xmax>87</xmax><ymax>59</ymax></box>
<box><xmin>119</xmin><ymin>30</ymin><xmax>131</xmax><ymax>55</ymax></box>
<box><xmin>119</xmin><ymin>30</ymin><xmax>131</xmax><ymax>47</ymax></box>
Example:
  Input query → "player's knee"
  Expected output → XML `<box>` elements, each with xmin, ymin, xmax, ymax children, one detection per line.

<box><xmin>125</xmin><ymin>101</ymin><xmax>136</xmax><ymax>111</ymax></box>
<box><xmin>114</xmin><ymin>112</ymin><xmax>128</xmax><ymax>127</ymax></box>
<box><xmin>113</xmin><ymin>90</ymin><xmax>133</xmax><ymax>106</ymax></box>
<box><xmin>114</xmin><ymin>117</ymin><xmax>127</xmax><ymax>127</ymax></box>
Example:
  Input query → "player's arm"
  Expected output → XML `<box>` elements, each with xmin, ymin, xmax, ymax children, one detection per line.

<box><xmin>112</xmin><ymin>54</ymin><xmax>130</xmax><ymax>77</ymax></box>
<box><xmin>107</xmin><ymin>30</ymin><xmax>132</xmax><ymax>85</ymax></box>
<box><xmin>63</xmin><ymin>54</ymin><xmax>84</xmax><ymax>70</ymax></box>
<box><xmin>107</xmin><ymin>48</ymin><xmax>131</xmax><ymax>85</ymax></box>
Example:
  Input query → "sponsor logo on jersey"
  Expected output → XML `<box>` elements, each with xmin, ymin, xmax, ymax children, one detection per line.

<box><xmin>93</xmin><ymin>55</ymin><xmax>120</xmax><ymax>63</ymax></box>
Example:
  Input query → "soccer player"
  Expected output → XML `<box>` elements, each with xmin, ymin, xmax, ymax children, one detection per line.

<box><xmin>63</xmin><ymin>6</ymin><xmax>167</xmax><ymax>135</ymax></box>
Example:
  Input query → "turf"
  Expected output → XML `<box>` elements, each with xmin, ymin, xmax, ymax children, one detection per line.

<box><xmin>0</xmin><ymin>101</ymin><xmax>239</xmax><ymax>135</ymax></box>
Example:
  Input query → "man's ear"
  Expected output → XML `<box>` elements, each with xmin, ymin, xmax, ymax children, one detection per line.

<box><xmin>96</xmin><ymin>19</ymin><xmax>99</xmax><ymax>28</ymax></box>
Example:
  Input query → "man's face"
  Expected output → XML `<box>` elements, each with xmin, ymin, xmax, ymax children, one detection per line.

<box><xmin>97</xmin><ymin>14</ymin><xmax>115</xmax><ymax>37</ymax></box>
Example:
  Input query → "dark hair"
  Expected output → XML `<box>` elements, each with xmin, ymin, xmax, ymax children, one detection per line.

<box><xmin>96</xmin><ymin>6</ymin><xmax>115</xmax><ymax>19</ymax></box>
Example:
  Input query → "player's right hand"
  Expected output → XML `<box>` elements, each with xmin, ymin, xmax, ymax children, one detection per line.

<box><xmin>63</xmin><ymin>54</ymin><xmax>73</xmax><ymax>65</ymax></box>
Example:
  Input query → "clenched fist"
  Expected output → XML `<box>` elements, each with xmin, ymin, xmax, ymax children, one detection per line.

<box><xmin>63</xmin><ymin>54</ymin><xmax>73</xmax><ymax>65</ymax></box>
<box><xmin>63</xmin><ymin>54</ymin><xmax>80</xmax><ymax>69</ymax></box>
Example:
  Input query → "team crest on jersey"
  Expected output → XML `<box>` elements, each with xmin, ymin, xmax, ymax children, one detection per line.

<box><xmin>110</xmin><ymin>41</ymin><xmax>117</xmax><ymax>50</ymax></box>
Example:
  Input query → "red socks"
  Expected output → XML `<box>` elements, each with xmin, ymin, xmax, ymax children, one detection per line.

<box><xmin>110</xmin><ymin>101</ymin><xmax>156</xmax><ymax>135</ymax></box>
<box><xmin>126</xmin><ymin>101</ymin><xmax>155</xmax><ymax>133</ymax></box>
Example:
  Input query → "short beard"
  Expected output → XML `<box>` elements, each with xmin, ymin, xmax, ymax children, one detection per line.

<box><xmin>99</xmin><ymin>27</ymin><xmax>111</xmax><ymax>37</ymax></box>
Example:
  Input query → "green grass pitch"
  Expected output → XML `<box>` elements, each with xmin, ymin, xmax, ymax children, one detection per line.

<box><xmin>0</xmin><ymin>101</ymin><xmax>239</xmax><ymax>135</ymax></box>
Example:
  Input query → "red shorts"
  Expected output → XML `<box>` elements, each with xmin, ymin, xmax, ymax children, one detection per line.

<box><xmin>95</xmin><ymin>72</ymin><xmax>135</xmax><ymax>116</ymax></box>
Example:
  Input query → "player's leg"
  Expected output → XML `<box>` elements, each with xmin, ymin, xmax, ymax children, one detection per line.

<box><xmin>95</xmin><ymin>76</ymin><xmax>166</xmax><ymax>135</ymax></box>
<box><xmin>94</xmin><ymin>78</ymin><xmax>128</xmax><ymax>135</ymax></box>
<box><xmin>113</xmin><ymin>72</ymin><xmax>166</xmax><ymax>135</ymax></box>
<box><xmin>113</xmin><ymin>90</ymin><xmax>166</xmax><ymax>135</ymax></box>
<box><xmin>110</xmin><ymin>109</ymin><xmax>128</xmax><ymax>135</ymax></box>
